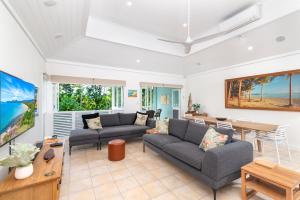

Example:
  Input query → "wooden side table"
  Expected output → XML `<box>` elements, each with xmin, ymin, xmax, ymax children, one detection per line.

<box><xmin>241</xmin><ymin>160</ymin><xmax>300</xmax><ymax>200</ymax></box>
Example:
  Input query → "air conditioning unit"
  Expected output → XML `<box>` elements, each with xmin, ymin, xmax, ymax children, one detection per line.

<box><xmin>219</xmin><ymin>4</ymin><xmax>262</xmax><ymax>32</ymax></box>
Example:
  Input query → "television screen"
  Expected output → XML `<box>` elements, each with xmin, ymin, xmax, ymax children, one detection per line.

<box><xmin>0</xmin><ymin>71</ymin><xmax>36</xmax><ymax>146</ymax></box>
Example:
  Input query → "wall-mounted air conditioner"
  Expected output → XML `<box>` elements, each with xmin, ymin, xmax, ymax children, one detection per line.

<box><xmin>219</xmin><ymin>4</ymin><xmax>262</xmax><ymax>32</ymax></box>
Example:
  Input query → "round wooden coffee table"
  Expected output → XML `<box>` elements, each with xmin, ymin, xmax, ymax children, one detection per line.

<box><xmin>108</xmin><ymin>139</ymin><xmax>125</xmax><ymax>161</ymax></box>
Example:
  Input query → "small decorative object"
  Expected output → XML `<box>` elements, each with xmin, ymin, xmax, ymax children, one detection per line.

<box><xmin>43</xmin><ymin>149</ymin><xmax>55</xmax><ymax>163</ymax></box>
<box><xmin>128</xmin><ymin>89</ymin><xmax>138</xmax><ymax>97</ymax></box>
<box><xmin>0</xmin><ymin>143</ymin><xmax>40</xmax><ymax>179</ymax></box>
<box><xmin>192</xmin><ymin>103</ymin><xmax>201</xmax><ymax>113</ymax></box>
<box><xmin>216</xmin><ymin>117</ymin><xmax>227</xmax><ymax>121</ymax></box>
<box><xmin>188</xmin><ymin>93</ymin><xmax>193</xmax><ymax>111</ymax></box>
<box><xmin>225</xmin><ymin>69</ymin><xmax>300</xmax><ymax>111</ymax></box>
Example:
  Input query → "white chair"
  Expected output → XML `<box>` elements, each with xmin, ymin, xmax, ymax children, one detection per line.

<box><xmin>255</xmin><ymin>125</ymin><xmax>292</xmax><ymax>164</ymax></box>
<box><xmin>216</xmin><ymin>121</ymin><xmax>233</xmax><ymax>130</ymax></box>
<box><xmin>194</xmin><ymin>119</ymin><xmax>206</xmax><ymax>125</ymax></box>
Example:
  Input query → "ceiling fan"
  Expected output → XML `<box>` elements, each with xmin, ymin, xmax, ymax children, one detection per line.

<box><xmin>158</xmin><ymin>0</ymin><xmax>261</xmax><ymax>54</ymax></box>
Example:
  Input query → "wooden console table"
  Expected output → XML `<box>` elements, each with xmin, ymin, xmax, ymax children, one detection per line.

<box><xmin>241</xmin><ymin>160</ymin><xmax>300</xmax><ymax>200</ymax></box>
<box><xmin>0</xmin><ymin>139</ymin><xmax>65</xmax><ymax>200</ymax></box>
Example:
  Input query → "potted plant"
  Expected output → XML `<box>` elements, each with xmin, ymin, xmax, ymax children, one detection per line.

<box><xmin>0</xmin><ymin>143</ymin><xmax>40</xmax><ymax>179</ymax></box>
<box><xmin>192</xmin><ymin>103</ymin><xmax>201</xmax><ymax>113</ymax></box>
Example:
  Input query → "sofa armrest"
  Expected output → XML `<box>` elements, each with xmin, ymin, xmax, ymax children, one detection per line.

<box><xmin>146</xmin><ymin>119</ymin><xmax>156</xmax><ymax>128</ymax></box>
<box><xmin>202</xmin><ymin>141</ymin><xmax>253</xmax><ymax>181</ymax></box>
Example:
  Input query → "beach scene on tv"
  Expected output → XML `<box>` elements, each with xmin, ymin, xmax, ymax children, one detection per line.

<box><xmin>0</xmin><ymin>71</ymin><xmax>36</xmax><ymax>146</ymax></box>
<box><xmin>226</xmin><ymin>71</ymin><xmax>300</xmax><ymax>111</ymax></box>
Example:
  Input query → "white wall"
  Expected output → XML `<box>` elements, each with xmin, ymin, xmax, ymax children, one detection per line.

<box><xmin>0</xmin><ymin>3</ymin><xmax>45</xmax><ymax>179</ymax></box>
<box><xmin>45</xmin><ymin>60</ymin><xmax>186</xmax><ymax>134</ymax></box>
<box><xmin>186</xmin><ymin>51</ymin><xmax>300</xmax><ymax>149</ymax></box>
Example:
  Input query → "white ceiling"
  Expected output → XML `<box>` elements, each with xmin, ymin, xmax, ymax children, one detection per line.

<box><xmin>4</xmin><ymin>0</ymin><xmax>300</xmax><ymax>75</ymax></box>
<box><xmin>89</xmin><ymin>0</ymin><xmax>257</xmax><ymax>41</ymax></box>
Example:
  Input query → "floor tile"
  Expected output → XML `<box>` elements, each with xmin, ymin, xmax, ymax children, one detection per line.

<box><xmin>69</xmin><ymin>177</ymin><xmax>92</xmax><ymax>193</ymax></box>
<box><xmin>122</xmin><ymin>186</ymin><xmax>150</xmax><ymax>200</ymax></box>
<box><xmin>91</xmin><ymin>172</ymin><xmax>113</xmax><ymax>187</ymax></box>
<box><xmin>93</xmin><ymin>182</ymin><xmax>120</xmax><ymax>199</ymax></box>
<box><xmin>69</xmin><ymin>189</ymin><xmax>95</xmax><ymax>200</ymax></box>
<box><xmin>142</xmin><ymin>180</ymin><xmax>169</xmax><ymax>198</ymax></box>
<box><xmin>115</xmin><ymin>176</ymin><xmax>139</xmax><ymax>192</ymax></box>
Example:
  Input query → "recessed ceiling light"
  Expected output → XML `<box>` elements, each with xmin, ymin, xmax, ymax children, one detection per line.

<box><xmin>247</xmin><ymin>46</ymin><xmax>254</xmax><ymax>51</ymax></box>
<box><xmin>276</xmin><ymin>36</ymin><xmax>286</xmax><ymax>42</ymax></box>
<box><xmin>54</xmin><ymin>34</ymin><xmax>63</xmax><ymax>39</ymax></box>
<box><xmin>182</xmin><ymin>23</ymin><xmax>187</xmax><ymax>28</ymax></box>
<box><xmin>44</xmin><ymin>0</ymin><xmax>57</xmax><ymax>7</ymax></box>
<box><xmin>136</xmin><ymin>59</ymin><xmax>141</xmax><ymax>63</ymax></box>
<box><xmin>196</xmin><ymin>62</ymin><xmax>201</xmax><ymax>66</ymax></box>
<box><xmin>126</xmin><ymin>1</ymin><xmax>132</xmax><ymax>7</ymax></box>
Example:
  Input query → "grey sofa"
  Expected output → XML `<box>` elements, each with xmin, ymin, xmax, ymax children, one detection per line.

<box><xmin>69</xmin><ymin>113</ymin><xmax>155</xmax><ymax>155</ymax></box>
<box><xmin>143</xmin><ymin>119</ymin><xmax>253</xmax><ymax>200</ymax></box>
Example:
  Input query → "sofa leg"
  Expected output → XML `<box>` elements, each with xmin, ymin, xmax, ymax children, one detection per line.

<box><xmin>69</xmin><ymin>146</ymin><xmax>72</xmax><ymax>156</ymax></box>
<box><xmin>99</xmin><ymin>142</ymin><xmax>102</xmax><ymax>150</ymax></box>
<box><xmin>212</xmin><ymin>188</ymin><xmax>217</xmax><ymax>200</ymax></box>
<box><xmin>143</xmin><ymin>143</ymin><xmax>145</xmax><ymax>153</ymax></box>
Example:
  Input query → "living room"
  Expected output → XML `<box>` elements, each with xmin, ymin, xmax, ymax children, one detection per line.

<box><xmin>0</xmin><ymin>0</ymin><xmax>300</xmax><ymax>200</ymax></box>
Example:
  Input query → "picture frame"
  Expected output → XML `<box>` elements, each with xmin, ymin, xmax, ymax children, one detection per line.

<box><xmin>225</xmin><ymin>69</ymin><xmax>300</xmax><ymax>112</ymax></box>
<box><xmin>128</xmin><ymin>89</ymin><xmax>137</xmax><ymax>98</ymax></box>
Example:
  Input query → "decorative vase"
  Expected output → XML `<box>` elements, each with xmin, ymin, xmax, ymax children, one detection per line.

<box><xmin>15</xmin><ymin>163</ymin><xmax>33</xmax><ymax>179</ymax></box>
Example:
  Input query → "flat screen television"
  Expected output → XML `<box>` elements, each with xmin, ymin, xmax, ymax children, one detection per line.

<box><xmin>0</xmin><ymin>71</ymin><xmax>37</xmax><ymax>147</ymax></box>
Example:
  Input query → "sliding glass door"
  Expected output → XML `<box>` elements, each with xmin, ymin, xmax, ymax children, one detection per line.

<box><xmin>141</xmin><ymin>86</ymin><xmax>180</xmax><ymax>119</ymax></box>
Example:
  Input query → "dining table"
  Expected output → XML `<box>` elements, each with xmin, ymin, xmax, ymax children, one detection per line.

<box><xmin>183</xmin><ymin>115</ymin><xmax>278</xmax><ymax>152</ymax></box>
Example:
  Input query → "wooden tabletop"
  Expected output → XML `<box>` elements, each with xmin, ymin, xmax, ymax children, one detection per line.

<box><xmin>0</xmin><ymin>139</ymin><xmax>65</xmax><ymax>194</ymax></box>
<box><xmin>242</xmin><ymin>162</ymin><xmax>300</xmax><ymax>189</ymax></box>
<box><xmin>184</xmin><ymin>116</ymin><xmax>278</xmax><ymax>132</ymax></box>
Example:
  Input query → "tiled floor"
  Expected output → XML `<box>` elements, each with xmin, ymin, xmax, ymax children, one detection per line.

<box><xmin>60</xmin><ymin>138</ymin><xmax>300</xmax><ymax>200</ymax></box>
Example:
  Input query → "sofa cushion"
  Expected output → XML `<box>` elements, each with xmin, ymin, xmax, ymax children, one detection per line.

<box><xmin>100</xmin><ymin>113</ymin><xmax>120</xmax><ymax>127</ymax></box>
<box><xmin>82</xmin><ymin>113</ymin><xmax>99</xmax><ymax>129</ymax></box>
<box><xmin>143</xmin><ymin>134</ymin><xmax>182</xmax><ymax>149</ymax></box>
<box><xmin>134</xmin><ymin>112</ymin><xmax>148</xmax><ymax>126</ymax></box>
<box><xmin>213</xmin><ymin>127</ymin><xmax>234</xmax><ymax>144</ymax></box>
<box><xmin>184</xmin><ymin>122</ymin><xmax>209</xmax><ymax>145</ymax></box>
<box><xmin>119</xmin><ymin>113</ymin><xmax>136</xmax><ymax>125</ymax></box>
<box><xmin>69</xmin><ymin>129</ymin><xmax>99</xmax><ymax>142</ymax></box>
<box><xmin>199</xmin><ymin>128</ymin><xmax>229</xmax><ymax>151</ymax></box>
<box><xmin>99</xmin><ymin>125</ymin><xmax>148</xmax><ymax>138</ymax></box>
<box><xmin>168</xmin><ymin>119</ymin><xmax>189</xmax><ymax>139</ymax></box>
<box><xmin>163</xmin><ymin>142</ymin><xmax>205</xmax><ymax>170</ymax></box>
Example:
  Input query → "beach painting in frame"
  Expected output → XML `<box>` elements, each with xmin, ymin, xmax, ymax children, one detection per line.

<box><xmin>225</xmin><ymin>69</ymin><xmax>300</xmax><ymax>111</ymax></box>
<box><xmin>128</xmin><ymin>89</ymin><xmax>138</xmax><ymax>98</ymax></box>
<box><xmin>0</xmin><ymin>71</ymin><xmax>36</xmax><ymax>146</ymax></box>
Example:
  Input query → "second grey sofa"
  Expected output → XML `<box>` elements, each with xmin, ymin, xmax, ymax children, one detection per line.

<box><xmin>143</xmin><ymin>119</ymin><xmax>253</xmax><ymax>200</ymax></box>
<box><xmin>69</xmin><ymin>113</ymin><xmax>155</xmax><ymax>155</ymax></box>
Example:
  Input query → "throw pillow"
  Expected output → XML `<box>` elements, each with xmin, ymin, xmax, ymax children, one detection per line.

<box><xmin>199</xmin><ymin>128</ymin><xmax>228</xmax><ymax>151</ymax></box>
<box><xmin>86</xmin><ymin>117</ymin><xmax>102</xmax><ymax>129</ymax></box>
<box><xmin>82</xmin><ymin>113</ymin><xmax>99</xmax><ymax>129</ymax></box>
<box><xmin>134</xmin><ymin>112</ymin><xmax>148</xmax><ymax>126</ymax></box>
<box><xmin>156</xmin><ymin>119</ymin><xmax>169</xmax><ymax>134</ymax></box>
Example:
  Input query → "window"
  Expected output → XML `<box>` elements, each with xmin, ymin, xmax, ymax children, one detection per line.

<box><xmin>141</xmin><ymin>87</ymin><xmax>153</xmax><ymax>110</ymax></box>
<box><xmin>112</xmin><ymin>86</ymin><xmax>124</xmax><ymax>109</ymax></box>
<box><xmin>56</xmin><ymin>83</ymin><xmax>123</xmax><ymax>111</ymax></box>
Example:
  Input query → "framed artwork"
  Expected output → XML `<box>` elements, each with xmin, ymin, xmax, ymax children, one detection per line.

<box><xmin>128</xmin><ymin>89</ymin><xmax>137</xmax><ymax>98</ymax></box>
<box><xmin>225</xmin><ymin>69</ymin><xmax>300</xmax><ymax>112</ymax></box>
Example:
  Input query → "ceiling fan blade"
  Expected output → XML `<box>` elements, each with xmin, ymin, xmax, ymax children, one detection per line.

<box><xmin>192</xmin><ymin>32</ymin><xmax>225</xmax><ymax>44</ymax></box>
<box><xmin>157</xmin><ymin>38</ymin><xmax>184</xmax><ymax>44</ymax></box>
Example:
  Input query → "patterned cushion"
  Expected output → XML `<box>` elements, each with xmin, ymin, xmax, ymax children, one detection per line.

<box><xmin>134</xmin><ymin>113</ymin><xmax>148</xmax><ymax>126</ymax></box>
<box><xmin>82</xmin><ymin>113</ymin><xmax>99</xmax><ymax>129</ymax></box>
<box><xmin>155</xmin><ymin>119</ymin><xmax>169</xmax><ymax>134</ymax></box>
<box><xmin>86</xmin><ymin>117</ymin><xmax>102</xmax><ymax>129</ymax></box>
<box><xmin>199</xmin><ymin>128</ymin><xmax>228</xmax><ymax>151</ymax></box>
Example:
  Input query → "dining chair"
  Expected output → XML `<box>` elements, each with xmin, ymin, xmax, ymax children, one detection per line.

<box><xmin>216</xmin><ymin>121</ymin><xmax>234</xmax><ymax>130</ymax></box>
<box><xmin>255</xmin><ymin>125</ymin><xmax>292</xmax><ymax>164</ymax></box>
<box><xmin>146</xmin><ymin>110</ymin><xmax>155</xmax><ymax>119</ymax></box>
<box><xmin>194</xmin><ymin>119</ymin><xmax>205</xmax><ymax>125</ymax></box>
<box><xmin>154</xmin><ymin>109</ymin><xmax>162</xmax><ymax>120</ymax></box>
